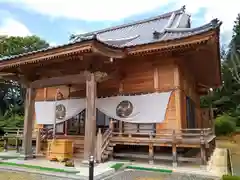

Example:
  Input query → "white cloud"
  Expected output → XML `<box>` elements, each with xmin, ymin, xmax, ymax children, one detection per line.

<box><xmin>174</xmin><ymin>0</ymin><xmax>240</xmax><ymax>43</ymax></box>
<box><xmin>1</xmin><ymin>0</ymin><xmax>240</xmax><ymax>43</ymax></box>
<box><xmin>49</xmin><ymin>42</ymin><xmax>57</xmax><ymax>47</ymax></box>
<box><xmin>0</xmin><ymin>18</ymin><xmax>31</xmax><ymax>37</ymax></box>
<box><xmin>1</xmin><ymin>0</ymin><xmax>170</xmax><ymax>21</ymax></box>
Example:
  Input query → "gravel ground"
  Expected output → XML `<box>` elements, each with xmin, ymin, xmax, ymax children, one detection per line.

<box><xmin>0</xmin><ymin>171</ymin><xmax>72</xmax><ymax>180</ymax></box>
<box><xmin>103</xmin><ymin>170</ymin><xmax>219</xmax><ymax>180</ymax></box>
<box><xmin>0</xmin><ymin>170</ymin><xmax>219</xmax><ymax>180</ymax></box>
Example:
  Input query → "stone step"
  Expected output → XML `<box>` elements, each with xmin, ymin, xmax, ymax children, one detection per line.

<box><xmin>106</xmin><ymin>146</ymin><xmax>113</xmax><ymax>151</ymax></box>
<box><xmin>103</xmin><ymin>149</ymin><xmax>113</xmax><ymax>156</ymax></box>
<box><xmin>101</xmin><ymin>153</ymin><xmax>109</xmax><ymax>161</ymax></box>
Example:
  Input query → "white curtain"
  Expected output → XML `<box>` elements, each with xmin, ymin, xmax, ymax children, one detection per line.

<box><xmin>96</xmin><ymin>92</ymin><xmax>171</xmax><ymax>123</ymax></box>
<box><xmin>35</xmin><ymin>92</ymin><xmax>172</xmax><ymax>125</ymax></box>
<box><xmin>35</xmin><ymin>98</ymin><xmax>86</xmax><ymax>124</ymax></box>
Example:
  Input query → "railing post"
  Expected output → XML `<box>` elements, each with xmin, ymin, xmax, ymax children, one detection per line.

<box><xmin>200</xmin><ymin>130</ymin><xmax>207</xmax><ymax>167</ymax></box>
<box><xmin>119</xmin><ymin>121</ymin><xmax>123</xmax><ymax>136</ymax></box>
<box><xmin>36</xmin><ymin>128</ymin><xmax>41</xmax><ymax>155</ymax></box>
<box><xmin>4</xmin><ymin>134</ymin><xmax>8</xmax><ymax>152</ymax></box>
<box><xmin>109</xmin><ymin>119</ymin><xmax>114</xmax><ymax>131</ymax></box>
<box><xmin>96</xmin><ymin>128</ymin><xmax>102</xmax><ymax>163</ymax></box>
<box><xmin>16</xmin><ymin>129</ymin><xmax>20</xmax><ymax>153</ymax></box>
<box><xmin>172</xmin><ymin>130</ymin><xmax>177</xmax><ymax>167</ymax></box>
<box><xmin>149</xmin><ymin>132</ymin><xmax>154</xmax><ymax>164</ymax></box>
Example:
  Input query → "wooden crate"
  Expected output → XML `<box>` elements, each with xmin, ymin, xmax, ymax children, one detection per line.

<box><xmin>47</xmin><ymin>139</ymin><xmax>73</xmax><ymax>162</ymax></box>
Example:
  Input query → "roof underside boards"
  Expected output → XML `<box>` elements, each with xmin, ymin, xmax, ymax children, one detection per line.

<box><xmin>0</xmin><ymin>6</ymin><xmax>221</xmax><ymax>62</ymax></box>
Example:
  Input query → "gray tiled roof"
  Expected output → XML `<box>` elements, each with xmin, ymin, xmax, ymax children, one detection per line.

<box><xmin>0</xmin><ymin>6</ymin><xmax>221</xmax><ymax>62</ymax></box>
<box><xmin>76</xmin><ymin>7</ymin><xmax>190</xmax><ymax>47</ymax></box>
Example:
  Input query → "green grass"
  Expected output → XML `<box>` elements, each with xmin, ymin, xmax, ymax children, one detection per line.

<box><xmin>126</xmin><ymin>165</ymin><xmax>173</xmax><ymax>173</ymax></box>
<box><xmin>222</xmin><ymin>175</ymin><xmax>240</xmax><ymax>180</ymax></box>
<box><xmin>110</xmin><ymin>163</ymin><xmax>125</xmax><ymax>170</ymax></box>
<box><xmin>236</xmin><ymin>127</ymin><xmax>240</xmax><ymax>133</ymax></box>
<box><xmin>0</xmin><ymin>161</ymin><xmax>79</xmax><ymax>173</ymax></box>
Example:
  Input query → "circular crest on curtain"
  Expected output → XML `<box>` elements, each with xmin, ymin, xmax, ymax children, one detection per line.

<box><xmin>116</xmin><ymin>100</ymin><xmax>133</xmax><ymax>118</ymax></box>
<box><xmin>55</xmin><ymin>104</ymin><xmax>66</xmax><ymax>120</ymax></box>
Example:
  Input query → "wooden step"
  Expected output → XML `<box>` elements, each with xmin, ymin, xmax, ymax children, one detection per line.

<box><xmin>106</xmin><ymin>146</ymin><xmax>113</xmax><ymax>151</ymax></box>
<box><xmin>74</xmin><ymin>148</ymin><xmax>84</xmax><ymax>153</ymax></box>
<box><xmin>73</xmin><ymin>143</ymin><xmax>84</xmax><ymax>147</ymax></box>
<box><xmin>109</xmin><ymin>143</ymin><xmax>116</xmax><ymax>147</ymax></box>
<box><xmin>101</xmin><ymin>153</ymin><xmax>108</xmax><ymax>161</ymax></box>
<box><xmin>74</xmin><ymin>153</ymin><xmax>84</xmax><ymax>158</ymax></box>
<box><xmin>103</xmin><ymin>150</ymin><xmax>113</xmax><ymax>156</ymax></box>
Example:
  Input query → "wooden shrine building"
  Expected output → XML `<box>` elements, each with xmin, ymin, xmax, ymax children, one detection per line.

<box><xmin>0</xmin><ymin>6</ymin><xmax>221</xmax><ymax>166</ymax></box>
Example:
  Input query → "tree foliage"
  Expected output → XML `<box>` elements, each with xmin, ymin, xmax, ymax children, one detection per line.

<box><xmin>0</xmin><ymin>35</ymin><xmax>49</xmax><ymax>128</ymax></box>
<box><xmin>0</xmin><ymin>35</ymin><xmax>49</xmax><ymax>58</ymax></box>
<box><xmin>201</xmin><ymin>13</ymin><xmax>240</xmax><ymax>135</ymax></box>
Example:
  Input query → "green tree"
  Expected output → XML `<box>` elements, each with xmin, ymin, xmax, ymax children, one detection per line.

<box><xmin>201</xmin><ymin>13</ymin><xmax>240</xmax><ymax>134</ymax></box>
<box><xmin>0</xmin><ymin>35</ymin><xmax>49</xmax><ymax>128</ymax></box>
<box><xmin>0</xmin><ymin>35</ymin><xmax>49</xmax><ymax>57</ymax></box>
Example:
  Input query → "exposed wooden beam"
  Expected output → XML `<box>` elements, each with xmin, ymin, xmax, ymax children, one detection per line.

<box><xmin>30</xmin><ymin>72</ymin><xmax>87</xmax><ymax>88</ymax></box>
<box><xmin>30</xmin><ymin>70</ymin><xmax>121</xmax><ymax>88</ymax></box>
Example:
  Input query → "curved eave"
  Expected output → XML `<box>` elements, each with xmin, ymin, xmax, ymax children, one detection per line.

<box><xmin>0</xmin><ymin>39</ymin><xmax>126</xmax><ymax>70</ymax></box>
<box><xmin>127</xmin><ymin>28</ymin><xmax>220</xmax><ymax>55</ymax></box>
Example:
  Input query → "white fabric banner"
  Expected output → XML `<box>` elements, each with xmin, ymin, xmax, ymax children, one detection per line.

<box><xmin>96</xmin><ymin>92</ymin><xmax>171</xmax><ymax>123</ymax></box>
<box><xmin>35</xmin><ymin>99</ymin><xmax>86</xmax><ymax>124</ymax></box>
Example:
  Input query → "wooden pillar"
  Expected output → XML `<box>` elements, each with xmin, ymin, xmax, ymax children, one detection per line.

<box><xmin>174</xmin><ymin>65</ymin><xmax>182</xmax><ymax>129</ymax></box>
<box><xmin>83</xmin><ymin>73</ymin><xmax>96</xmax><ymax>160</ymax></box>
<box><xmin>22</xmin><ymin>87</ymin><xmax>36</xmax><ymax>159</ymax></box>
<box><xmin>172</xmin><ymin>130</ymin><xmax>177</xmax><ymax>167</ymax></box>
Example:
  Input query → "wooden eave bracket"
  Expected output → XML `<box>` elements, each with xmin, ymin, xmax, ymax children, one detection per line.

<box><xmin>91</xmin><ymin>41</ymin><xmax>127</xmax><ymax>59</ymax></box>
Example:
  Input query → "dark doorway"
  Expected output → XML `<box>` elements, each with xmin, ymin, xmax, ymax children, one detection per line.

<box><xmin>186</xmin><ymin>96</ymin><xmax>196</xmax><ymax>128</ymax></box>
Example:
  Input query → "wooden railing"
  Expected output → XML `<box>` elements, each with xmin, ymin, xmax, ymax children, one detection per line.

<box><xmin>1</xmin><ymin>127</ymin><xmax>24</xmax><ymax>152</ymax></box>
<box><xmin>111</xmin><ymin>128</ymin><xmax>214</xmax><ymax>145</ymax></box>
<box><xmin>96</xmin><ymin>127</ymin><xmax>113</xmax><ymax>162</ymax></box>
<box><xmin>0</xmin><ymin>127</ymin><xmax>52</xmax><ymax>154</ymax></box>
<box><xmin>2</xmin><ymin>127</ymin><xmax>24</xmax><ymax>137</ymax></box>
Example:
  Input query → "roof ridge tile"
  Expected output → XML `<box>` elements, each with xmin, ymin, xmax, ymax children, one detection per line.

<box><xmin>76</xmin><ymin>6</ymin><xmax>187</xmax><ymax>38</ymax></box>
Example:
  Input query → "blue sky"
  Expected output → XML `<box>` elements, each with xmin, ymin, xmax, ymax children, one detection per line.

<box><xmin>0</xmin><ymin>0</ymin><xmax>239</xmax><ymax>46</ymax></box>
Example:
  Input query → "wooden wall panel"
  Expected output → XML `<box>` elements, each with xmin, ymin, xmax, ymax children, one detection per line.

<box><xmin>179</xmin><ymin>61</ymin><xmax>201</xmax><ymax>128</ymax></box>
<box><xmin>123</xmin><ymin>70</ymin><xmax>154</xmax><ymax>93</ymax></box>
<box><xmin>158</xmin><ymin>64</ymin><xmax>175</xmax><ymax>91</ymax></box>
<box><xmin>35</xmin><ymin>88</ymin><xmax>45</xmax><ymax>101</ymax></box>
<box><xmin>156</xmin><ymin>91</ymin><xmax>177</xmax><ymax>131</ymax></box>
<box><xmin>47</xmin><ymin>85</ymin><xmax>69</xmax><ymax>100</ymax></box>
<box><xmin>69</xmin><ymin>84</ymin><xmax>85</xmax><ymax>98</ymax></box>
<box><xmin>98</xmin><ymin>79</ymin><xmax>119</xmax><ymax>97</ymax></box>
<box><xmin>201</xmin><ymin>108</ymin><xmax>212</xmax><ymax>128</ymax></box>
